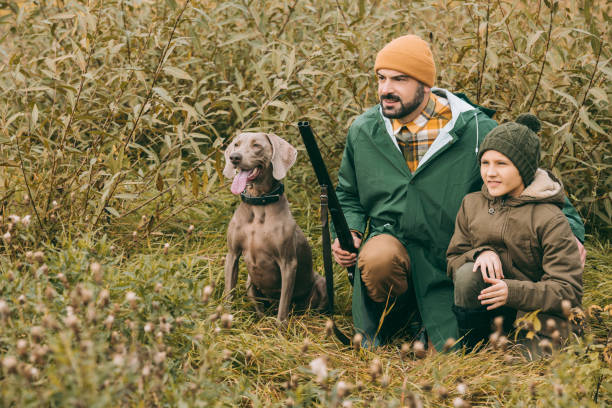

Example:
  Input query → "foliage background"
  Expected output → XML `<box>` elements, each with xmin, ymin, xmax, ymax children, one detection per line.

<box><xmin>0</xmin><ymin>0</ymin><xmax>610</xmax><ymax>406</ymax></box>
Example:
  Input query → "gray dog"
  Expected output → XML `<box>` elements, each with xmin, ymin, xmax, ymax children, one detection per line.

<box><xmin>223</xmin><ymin>132</ymin><xmax>327</xmax><ymax>322</ymax></box>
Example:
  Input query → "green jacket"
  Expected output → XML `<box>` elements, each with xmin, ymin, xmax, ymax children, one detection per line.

<box><xmin>336</xmin><ymin>89</ymin><xmax>584</xmax><ymax>350</ymax></box>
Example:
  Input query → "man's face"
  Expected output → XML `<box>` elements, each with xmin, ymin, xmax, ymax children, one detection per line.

<box><xmin>377</xmin><ymin>69</ymin><xmax>429</xmax><ymax>123</ymax></box>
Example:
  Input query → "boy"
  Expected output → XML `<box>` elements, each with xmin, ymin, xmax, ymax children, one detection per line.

<box><xmin>446</xmin><ymin>113</ymin><xmax>583</xmax><ymax>351</ymax></box>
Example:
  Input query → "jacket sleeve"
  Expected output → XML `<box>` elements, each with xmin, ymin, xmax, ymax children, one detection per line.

<box><xmin>561</xmin><ymin>196</ymin><xmax>585</xmax><ymax>243</ymax></box>
<box><xmin>446</xmin><ymin>197</ymin><xmax>495</xmax><ymax>278</ymax></box>
<box><xmin>335</xmin><ymin>127</ymin><xmax>367</xmax><ymax>236</ymax></box>
<box><xmin>504</xmin><ymin>214</ymin><xmax>583</xmax><ymax>313</ymax></box>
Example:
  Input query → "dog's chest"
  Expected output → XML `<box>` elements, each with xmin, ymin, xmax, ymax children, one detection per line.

<box><xmin>238</xmin><ymin>206</ymin><xmax>293</xmax><ymax>290</ymax></box>
<box><xmin>233</xmin><ymin>204</ymin><xmax>295</xmax><ymax>252</ymax></box>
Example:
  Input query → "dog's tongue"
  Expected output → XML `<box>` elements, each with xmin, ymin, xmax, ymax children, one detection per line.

<box><xmin>231</xmin><ymin>170</ymin><xmax>250</xmax><ymax>195</ymax></box>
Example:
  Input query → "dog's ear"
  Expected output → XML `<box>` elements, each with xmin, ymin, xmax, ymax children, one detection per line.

<box><xmin>223</xmin><ymin>137</ymin><xmax>237</xmax><ymax>179</ymax></box>
<box><xmin>267</xmin><ymin>133</ymin><xmax>297</xmax><ymax>180</ymax></box>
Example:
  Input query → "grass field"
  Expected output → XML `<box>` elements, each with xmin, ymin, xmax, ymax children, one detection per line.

<box><xmin>0</xmin><ymin>0</ymin><xmax>610</xmax><ymax>406</ymax></box>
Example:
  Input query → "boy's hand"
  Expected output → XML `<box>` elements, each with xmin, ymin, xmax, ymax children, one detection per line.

<box><xmin>474</xmin><ymin>250</ymin><xmax>504</xmax><ymax>279</ymax></box>
<box><xmin>332</xmin><ymin>232</ymin><xmax>362</xmax><ymax>267</ymax></box>
<box><xmin>478</xmin><ymin>277</ymin><xmax>508</xmax><ymax>310</ymax></box>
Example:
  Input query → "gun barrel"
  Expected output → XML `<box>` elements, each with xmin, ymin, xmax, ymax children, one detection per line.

<box><xmin>298</xmin><ymin>121</ymin><xmax>357</xmax><ymax>261</ymax></box>
<box><xmin>297</xmin><ymin>121</ymin><xmax>333</xmax><ymax>187</ymax></box>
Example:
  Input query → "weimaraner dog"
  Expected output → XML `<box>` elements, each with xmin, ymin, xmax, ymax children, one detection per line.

<box><xmin>223</xmin><ymin>132</ymin><xmax>327</xmax><ymax>322</ymax></box>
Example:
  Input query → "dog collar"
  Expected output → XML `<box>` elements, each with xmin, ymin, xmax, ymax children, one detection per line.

<box><xmin>240</xmin><ymin>183</ymin><xmax>284</xmax><ymax>205</ymax></box>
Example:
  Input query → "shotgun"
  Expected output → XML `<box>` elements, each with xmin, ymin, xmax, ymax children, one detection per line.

<box><xmin>320</xmin><ymin>185</ymin><xmax>351</xmax><ymax>345</ymax></box>
<box><xmin>298</xmin><ymin>121</ymin><xmax>356</xmax><ymax>285</ymax></box>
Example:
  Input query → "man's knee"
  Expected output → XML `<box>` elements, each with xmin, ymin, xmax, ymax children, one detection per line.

<box><xmin>453</xmin><ymin>262</ymin><xmax>486</xmax><ymax>309</ymax></box>
<box><xmin>358</xmin><ymin>234</ymin><xmax>411</xmax><ymax>302</ymax></box>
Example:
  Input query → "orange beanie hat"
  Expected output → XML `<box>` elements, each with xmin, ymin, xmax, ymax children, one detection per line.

<box><xmin>374</xmin><ymin>35</ymin><xmax>436</xmax><ymax>87</ymax></box>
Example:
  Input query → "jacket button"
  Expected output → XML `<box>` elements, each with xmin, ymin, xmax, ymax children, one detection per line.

<box><xmin>488</xmin><ymin>208</ymin><xmax>495</xmax><ymax>214</ymax></box>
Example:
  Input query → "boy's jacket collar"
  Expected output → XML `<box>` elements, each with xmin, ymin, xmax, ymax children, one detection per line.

<box><xmin>482</xmin><ymin>169</ymin><xmax>565</xmax><ymax>207</ymax></box>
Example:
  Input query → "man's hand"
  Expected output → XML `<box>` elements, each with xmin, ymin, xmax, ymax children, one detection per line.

<box><xmin>575</xmin><ymin>237</ymin><xmax>586</xmax><ymax>268</ymax></box>
<box><xmin>474</xmin><ymin>250</ymin><xmax>504</xmax><ymax>279</ymax></box>
<box><xmin>478</xmin><ymin>276</ymin><xmax>508</xmax><ymax>310</ymax></box>
<box><xmin>332</xmin><ymin>232</ymin><xmax>362</xmax><ymax>267</ymax></box>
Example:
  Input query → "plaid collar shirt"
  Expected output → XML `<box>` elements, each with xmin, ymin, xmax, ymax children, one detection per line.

<box><xmin>393</xmin><ymin>93</ymin><xmax>452</xmax><ymax>173</ymax></box>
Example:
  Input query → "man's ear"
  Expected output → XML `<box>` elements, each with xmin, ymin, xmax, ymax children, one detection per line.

<box><xmin>266</xmin><ymin>133</ymin><xmax>297</xmax><ymax>180</ymax></box>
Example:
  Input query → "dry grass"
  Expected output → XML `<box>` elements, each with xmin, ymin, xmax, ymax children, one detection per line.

<box><xmin>0</xmin><ymin>0</ymin><xmax>610</xmax><ymax>406</ymax></box>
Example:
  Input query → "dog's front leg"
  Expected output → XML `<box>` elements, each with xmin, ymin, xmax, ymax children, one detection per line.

<box><xmin>224</xmin><ymin>250</ymin><xmax>241</xmax><ymax>301</ymax></box>
<box><xmin>277</xmin><ymin>258</ymin><xmax>297</xmax><ymax>323</ymax></box>
<box><xmin>246</xmin><ymin>275</ymin><xmax>265</xmax><ymax>317</ymax></box>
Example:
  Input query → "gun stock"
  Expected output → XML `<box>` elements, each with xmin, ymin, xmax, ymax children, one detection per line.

<box><xmin>298</xmin><ymin>121</ymin><xmax>356</xmax><ymax>284</ymax></box>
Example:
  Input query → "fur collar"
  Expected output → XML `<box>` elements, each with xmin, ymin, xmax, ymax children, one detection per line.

<box><xmin>521</xmin><ymin>169</ymin><xmax>563</xmax><ymax>200</ymax></box>
<box><xmin>482</xmin><ymin>169</ymin><xmax>565</xmax><ymax>207</ymax></box>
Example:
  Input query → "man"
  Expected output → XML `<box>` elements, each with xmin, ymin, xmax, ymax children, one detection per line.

<box><xmin>331</xmin><ymin>34</ymin><xmax>585</xmax><ymax>351</ymax></box>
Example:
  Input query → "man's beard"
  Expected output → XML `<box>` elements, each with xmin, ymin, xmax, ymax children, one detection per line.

<box><xmin>380</xmin><ymin>83</ymin><xmax>425</xmax><ymax>120</ymax></box>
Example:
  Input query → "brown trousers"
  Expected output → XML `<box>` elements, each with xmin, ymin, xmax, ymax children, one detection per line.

<box><xmin>358</xmin><ymin>234</ymin><xmax>412</xmax><ymax>303</ymax></box>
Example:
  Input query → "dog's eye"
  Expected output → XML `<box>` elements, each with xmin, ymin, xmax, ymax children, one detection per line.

<box><xmin>252</xmin><ymin>143</ymin><xmax>262</xmax><ymax>149</ymax></box>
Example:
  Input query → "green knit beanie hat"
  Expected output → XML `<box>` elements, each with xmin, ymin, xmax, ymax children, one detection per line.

<box><xmin>478</xmin><ymin>113</ymin><xmax>541</xmax><ymax>186</ymax></box>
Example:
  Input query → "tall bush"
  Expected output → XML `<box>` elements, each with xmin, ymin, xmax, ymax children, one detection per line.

<box><xmin>0</xmin><ymin>0</ymin><xmax>609</xmax><ymax>247</ymax></box>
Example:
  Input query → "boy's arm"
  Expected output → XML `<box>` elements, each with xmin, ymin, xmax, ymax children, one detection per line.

<box><xmin>446</xmin><ymin>197</ymin><xmax>495</xmax><ymax>277</ymax></box>
<box><xmin>503</xmin><ymin>214</ymin><xmax>583</xmax><ymax>314</ymax></box>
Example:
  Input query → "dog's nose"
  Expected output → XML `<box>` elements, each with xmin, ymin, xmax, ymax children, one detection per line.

<box><xmin>230</xmin><ymin>152</ymin><xmax>242</xmax><ymax>165</ymax></box>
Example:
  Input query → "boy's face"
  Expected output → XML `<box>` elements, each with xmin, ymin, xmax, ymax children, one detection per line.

<box><xmin>480</xmin><ymin>150</ymin><xmax>525</xmax><ymax>198</ymax></box>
